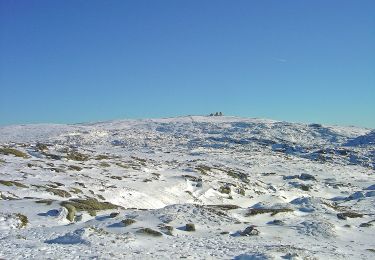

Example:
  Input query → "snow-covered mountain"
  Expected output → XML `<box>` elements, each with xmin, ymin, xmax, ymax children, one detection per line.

<box><xmin>0</xmin><ymin>116</ymin><xmax>374</xmax><ymax>259</ymax></box>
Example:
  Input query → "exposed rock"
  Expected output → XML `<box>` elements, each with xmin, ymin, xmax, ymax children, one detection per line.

<box><xmin>158</xmin><ymin>224</ymin><xmax>173</xmax><ymax>235</ymax></box>
<box><xmin>359</xmin><ymin>222</ymin><xmax>373</xmax><ymax>227</ymax></box>
<box><xmin>137</xmin><ymin>228</ymin><xmax>163</xmax><ymax>237</ymax></box>
<box><xmin>247</xmin><ymin>207</ymin><xmax>293</xmax><ymax>216</ymax></box>
<box><xmin>240</xmin><ymin>225</ymin><xmax>259</xmax><ymax>236</ymax></box>
<box><xmin>337</xmin><ymin>212</ymin><xmax>364</xmax><ymax>220</ymax></box>
<box><xmin>122</xmin><ymin>218</ymin><xmax>136</xmax><ymax>226</ymax></box>
<box><xmin>109</xmin><ymin>212</ymin><xmax>119</xmax><ymax>218</ymax></box>
<box><xmin>267</xmin><ymin>219</ymin><xmax>285</xmax><ymax>226</ymax></box>
<box><xmin>299</xmin><ymin>173</ymin><xmax>316</xmax><ymax>181</ymax></box>
<box><xmin>185</xmin><ymin>223</ymin><xmax>195</xmax><ymax>231</ymax></box>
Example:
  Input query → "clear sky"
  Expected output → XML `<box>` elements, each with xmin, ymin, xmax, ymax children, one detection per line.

<box><xmin>0</xmin><ymin>1</ymin><xmax>374</xmax><ymax>128</ymax></box>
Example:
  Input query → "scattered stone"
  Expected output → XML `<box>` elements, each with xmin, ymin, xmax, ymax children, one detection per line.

<box><xmin>240</xmin><ymin>226</ymin><xmax>259</xmax><ymax>236</ymax></box>
<box><xmin>46</xmin><ymin>188</ymin><xmax>72</xmax><ymax>198</ymax></box>
<box><xmin>219</xmin><ymin>185</ymin><xmax>231</xmax><ymax>194</ymax></box>
<box><xmin>300</xmin><ymin>184</ymin><xmax>310</xmax><ymax>191</ymax></box>
<box><xmin>282</xmin><ymin>252</ymin><xmax>299</xmax><ymax>259</ymax></box>
<box><xmin>206</xmin><ymin>204</ymin><xmax>241</xmax><ymax>211</ymax></box>
<box><xmin>195</xmin><ymin>165</ymin><xmax>211</xmax><ymax>175</ymax></box>
<box><xmin>122</xmin><ymin>218</ymin><xmax>136</xmax><ymax>226</ymax></box>
<box><xmin>109</xmin><ymin>212</ymin><xmax>119</xmax><ymax>218</ymax></box>
<box><xmin>16</xmin><ymin>213</ymin><xmax>28</xmax><ymax>228</ymax></box>
<box><xmin>137</xmin><ymin>228</ymin><xmax>162</xmax><ymax>237</ymax></box>
<box><xmin>70</xmin><ymin>188</ymin><xmax>82</xmax><ymax>194</ymax></box>
<box><xmin>267</xmin><ymin>219</ymin><xmax>285</xmax><ymax>225</ymax></box>
<box><xmin>246</xmin><ymin>208</ymin><xmax>293</xmax><ymax>216</ymax></box>
<box><xmin>48</xmin><ymin>167</ymin><xmax>65</xmax><ymax>173</ymax></box>
<box><xmin>75</xmin><ymin>182</ymin><xmax>86</xmax><ymax>188</ymax></box>
<box><xmin>44</xmin><ymin>153</ymin><xmax>62</xmax><ymax>160</ymax></box>
<box><xmin>95</xmin><ymin>154</ymin><xmax>111</xmax><ymax>160</ymax></box>
<box><xmin>283</xmin><ymin>175</ymin><xmax>299</xmax><ymax>180</ymax></box>
<box><xmin>35</xmin><ymin>143</ymin><xmax>49</xmax><ymax>152</ymax></box>
<box><xmin>359</xmin><ymin>222</ymin><xmax>373</xmax><ymax>227</ymax></box>
<box><xmin>336</xmin><ymin>149</ymin><xmax>349</xmax><ymax>156</ymax></box>
<box><xmin>185</xmin><ymin>223</ymin><xmax>195</xmax><ymax>231</ymax></box>
<box><xmin>299</xmin><ymin>173</ymin><xmax>316</xmax><ymax>181</ymax></box>
<box><xmin>262</xmin><ymin>172</ymin><xmax>276</xmax><ymax>176</ymax></box>
<box><xmin>74</xmin><ymin>214</ymin><xmax>83</xmax><ymax>222</ymax></box>
<box><xmin>66</xmin><ymin>151</ymin><xmax>89</xmax><ymax>161</ymax></box>
<box><xmin>158</xmin><ymin>224</ymin><xmax>173</xmax><ymax>235</ymax></box>
<box><xmin>226</xmin><ymin>170</ymin><xmax>249</xmax><ymax>183</ymax></box>
<box><xmin>99</xmin><ymin>162</ymin><xmax>110</xmax><ymax>167</ymax></box>
<box><xmin>97</xmin><ymin>194</ymin><xmax>105</xmax><ymax>200</ymax></box>
<box><xmin>35</xmin><ymin>199</ymin><xmax>54</xmax><ymax>205</ymax></box>
<box><xmin>68</xmin><ymin>165</ymin><xmax>82</xmax><ymax>171</ymax></box>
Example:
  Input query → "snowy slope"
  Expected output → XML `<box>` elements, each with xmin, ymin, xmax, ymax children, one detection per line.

<box><xmin>0</xmin><ymin>116</ymin><xmax>374</xmax><ymax>259</ymax></box>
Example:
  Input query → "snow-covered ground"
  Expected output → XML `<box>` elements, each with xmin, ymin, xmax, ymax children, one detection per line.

<box><xmin>0</xmin><ymin>115</ymin><xmax>374</xmax><ymax>259</ymax></box>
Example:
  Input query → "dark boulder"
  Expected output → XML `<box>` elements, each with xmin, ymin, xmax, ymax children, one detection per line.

<box><xmin>240</xmin><ymin>225</ymin><xmax>260</xmax><ymax>236</ymax></box>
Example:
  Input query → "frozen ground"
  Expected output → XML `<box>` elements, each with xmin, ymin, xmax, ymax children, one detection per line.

<box><xmin>0</xmin><ymin>115</ymin><xmax>374</xmax><ymax>259</ymax></box>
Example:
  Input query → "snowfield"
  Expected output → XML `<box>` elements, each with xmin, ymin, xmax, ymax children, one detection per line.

<box><xmin>0</xmin><ymin>116</ymin><xmax>374</xmax><ymax>259</ymax></box>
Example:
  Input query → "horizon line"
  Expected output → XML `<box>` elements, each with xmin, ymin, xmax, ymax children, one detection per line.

<box><xmin>0</xmin><ymin>114</ymin><xmax>373</xmax><ymax>130</ymax></box>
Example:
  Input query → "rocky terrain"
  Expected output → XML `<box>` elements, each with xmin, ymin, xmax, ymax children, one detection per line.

<box><xmin>0</xmin><ymin>116</ymin><xmax>374</xmax><ymax>259</ymax></box>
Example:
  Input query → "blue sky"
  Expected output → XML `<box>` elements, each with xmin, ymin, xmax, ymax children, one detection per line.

<box><xmin>0</xmin><ymin>0</ymin><xmax>374</xmax><ymax>128</ymax></box>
